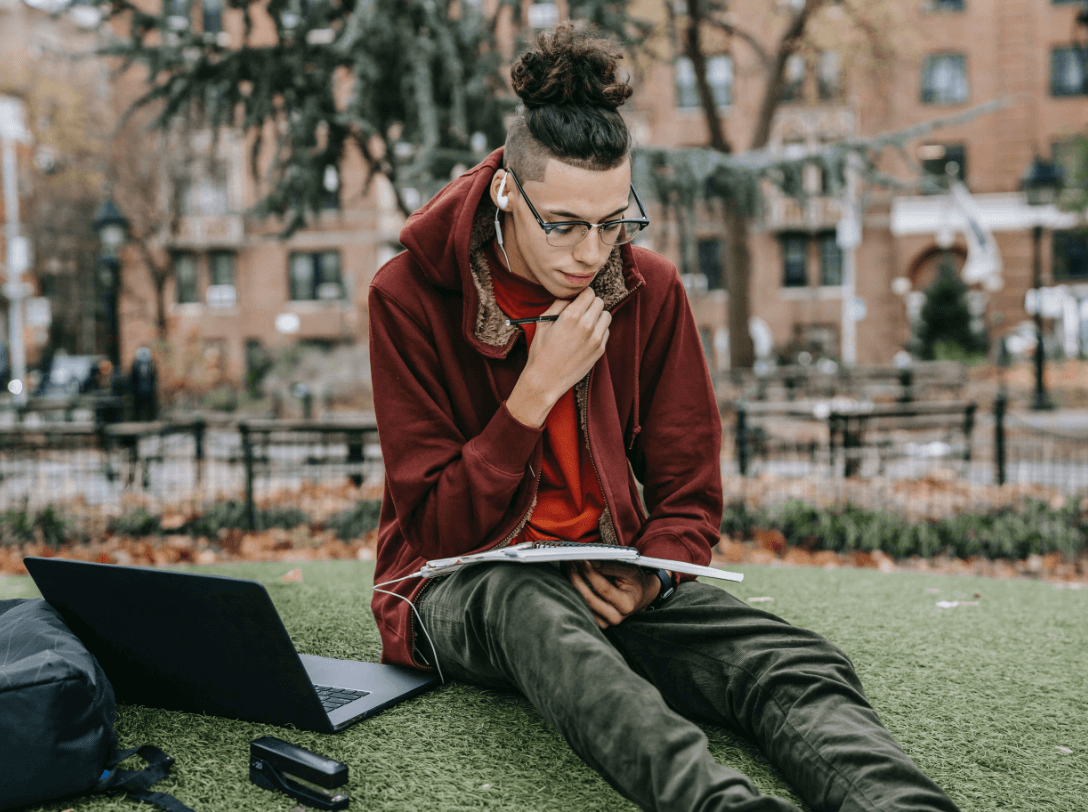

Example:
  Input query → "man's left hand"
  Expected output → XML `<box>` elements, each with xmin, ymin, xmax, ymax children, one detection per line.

<box><xmin>567</xmin><ymin>561</ymin><xmax>661</xmax><ymax>628</ymax></box>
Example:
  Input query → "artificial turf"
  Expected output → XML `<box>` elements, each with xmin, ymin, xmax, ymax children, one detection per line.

<box><xmin>1</xmin><ymin>560</ymin><xmax>1085</xmax><ymax>812</ymax></box>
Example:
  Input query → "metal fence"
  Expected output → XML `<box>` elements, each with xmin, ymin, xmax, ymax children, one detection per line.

<box><xmin>0</xmin><ymin>415</ymin><xmax>383</xmax><ymax>541</ymax></box>
<box><xmin>3</xmin><ymin>395</ymin><xmax>1087</xmax><ymax>543</ymax></box>
<box><xmin>726</xmin><ymin>396</ymin><xmax>1088</xmax><ymax>521</ymax></box>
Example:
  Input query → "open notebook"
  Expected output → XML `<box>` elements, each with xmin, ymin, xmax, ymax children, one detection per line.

<box><xmin>418</xmin><ymin>541</ymin><xmax>743</xmax><ymax>582</ymax></box>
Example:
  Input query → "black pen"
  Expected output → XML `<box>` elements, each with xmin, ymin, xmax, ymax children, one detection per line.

<box><xmin>505</xmin><ymin>315</ymin><xmax>560</xmax><ymax>326</ymax></box>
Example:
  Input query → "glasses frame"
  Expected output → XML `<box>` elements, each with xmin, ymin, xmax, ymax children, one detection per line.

<box><xmin>505</xmin><ymin>168</ymin><xmax>651</xmax><ymax>248</ymax></box>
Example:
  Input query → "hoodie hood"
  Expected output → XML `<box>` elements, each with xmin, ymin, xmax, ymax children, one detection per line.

<box><xmin>399</xmin><ymin>148</ymin><xmax>636</xmax><ymax>358</ymax></box>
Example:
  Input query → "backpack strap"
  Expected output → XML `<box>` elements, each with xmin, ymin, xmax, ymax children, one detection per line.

<box><xmin>96</xmin><ymin>745</ymin><xmax>195</xmax><ymax>812</ymax></box>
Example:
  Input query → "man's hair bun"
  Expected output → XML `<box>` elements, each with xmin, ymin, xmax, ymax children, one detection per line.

<box><xmin>511</xmin><ymin>21</ymin><xmax>633</xmax><ymax>112</ymax></box>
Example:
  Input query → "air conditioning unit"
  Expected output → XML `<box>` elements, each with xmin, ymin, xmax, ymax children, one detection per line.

<box><xmin>206</xmin><ymin>284</ymin><xmax>237</xmax><ymax>309</ymax></box>
<box><xmin>317</xmin><ymin>282</ymin><xmax>343</xmax><ymax>300</ymax></box>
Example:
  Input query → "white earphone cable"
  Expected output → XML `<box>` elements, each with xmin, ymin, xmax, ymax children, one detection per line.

<box><xmin>372</xmin><ymin>573</ymin><xmax>445</xmax><ymax>684</ymax></box>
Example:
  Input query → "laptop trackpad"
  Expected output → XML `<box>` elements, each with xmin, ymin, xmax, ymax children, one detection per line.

<box><xmin>298</xmin><ymin>654</ymin><xmax>439</xmax><ymax>728</ymax></box>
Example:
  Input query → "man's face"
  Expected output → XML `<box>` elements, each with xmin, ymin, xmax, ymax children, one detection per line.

<box><xmin>498</xmin><ymin>157</ymin><xmax>633</xmax><ymax>300</ymax></box>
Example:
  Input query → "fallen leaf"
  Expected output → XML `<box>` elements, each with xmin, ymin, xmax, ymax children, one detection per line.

<box><xmin>281</xmin><ymin>568</ymin><xmax>303</xmax><ymax>582</ymax></box>
<box><xmin>160</xmin><ymin>513</ymin><xmax>186</xmax><ymax>531</ymax></box>
<box><xmin>747</xmin><ymin>596</ymin><xmax>774</xmax><ymax>602</ymax></box>
<box><xmin>1056</xmin><ymin>745</ymin><xmax>1073</xmax><ymax>755</ymax></box>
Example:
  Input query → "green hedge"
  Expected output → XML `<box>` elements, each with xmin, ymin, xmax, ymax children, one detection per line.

<box><xmin>723</xmin><ymin>498</ymin><xmax>1087</xmax><ymax>561</ymax></box>
<box><xmin>106</xmin><ymin>500</ymin><xmax>383</xmax><ymax>543</ymax></box>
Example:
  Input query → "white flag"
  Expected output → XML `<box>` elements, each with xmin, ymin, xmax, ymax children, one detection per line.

<box><xmin>949</xmin><ymin>180</ymin><xmax>1002</xmax><ymax>290</ymax></box>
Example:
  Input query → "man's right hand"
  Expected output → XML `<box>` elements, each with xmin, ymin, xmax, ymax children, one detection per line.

<box><xmin>506</xmin><ymin>288</ymin><xmax>611</xmax><ymax>428</ymax></box>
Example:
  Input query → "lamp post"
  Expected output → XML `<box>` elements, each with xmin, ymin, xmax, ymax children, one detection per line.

<box><xmin>1021</xmin><ymin>155</ymin><xmax>1064</xmax><ymax>411</ymax></box>
<box><xmin>92</xmin><ymin>197</ymin><xmax>128</xmax><ymax>367</ymax></box>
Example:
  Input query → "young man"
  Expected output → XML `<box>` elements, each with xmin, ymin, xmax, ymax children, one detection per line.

<box><xmin>368</xmin><ymin>24</ymin><xmax>960</xmax><ymax>812</ymax></box>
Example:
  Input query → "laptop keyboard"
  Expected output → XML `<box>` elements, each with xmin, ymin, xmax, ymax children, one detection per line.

<box><xmin>314</xmin><ymin>684</ymin><xmax>370</xmax><ymax>712</ymax></box>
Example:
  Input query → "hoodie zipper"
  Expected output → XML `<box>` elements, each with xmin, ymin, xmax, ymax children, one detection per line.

<box><xmin>583</xmin><ymin>366</ymin><xmax>621</xmax><ymax>547</ymax></box>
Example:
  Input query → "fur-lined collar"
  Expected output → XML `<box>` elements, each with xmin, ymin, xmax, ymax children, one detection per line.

<box><xmin>466</xmin><ymin>196</ymin><xmax>631</xmax><ymax>350</ymax></box>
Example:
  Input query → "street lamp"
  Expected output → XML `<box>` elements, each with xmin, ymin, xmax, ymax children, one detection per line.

<box><xmin>92</xmin><ymin>197</ymin><xmax>128</xmax><ymax>366</ymax></box>
<box><xmin>1021</xmin><ymin>155</ymin><xmax>1064</xmax><ymax>411</ymax></box>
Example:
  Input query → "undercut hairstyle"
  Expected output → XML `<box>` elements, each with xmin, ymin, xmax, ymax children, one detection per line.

<box><xmin>504</xmin><ymin>22</ymin><xmax>634</xmax><ymax>183</ymax></box>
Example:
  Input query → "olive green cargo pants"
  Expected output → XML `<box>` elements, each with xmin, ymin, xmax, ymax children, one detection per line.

<box><xmin>416</xmin><ymin>562</ymin><xmax>959</xmax><ymax>812</ymax></box>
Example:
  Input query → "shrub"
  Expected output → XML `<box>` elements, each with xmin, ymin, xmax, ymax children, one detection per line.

<box><xmin>326</xmin><ymin>501</ymin><xmax>382</xmax><ymax>541</ymax></box>
<box><xmin>110</xmin><ymin>507</ymin><xmax>162</xmax><ymax>537</ymax></box>
<box><xmin>0</xmin><ymin>504</ymin><xmax>69</xmax><ymax>548</ymax></box>
<box><xmin>729</xmin><ymin>498</ymin><xmax>1087</xmax><ymax>561</ymax></box>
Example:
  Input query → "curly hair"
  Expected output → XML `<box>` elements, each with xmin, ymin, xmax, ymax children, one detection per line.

<box><xmin>504</xmin><ymin>22</ymin><xmax>633</xmax><ymax>182</ymax></box>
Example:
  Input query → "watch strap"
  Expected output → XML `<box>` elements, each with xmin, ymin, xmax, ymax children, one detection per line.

<box><xmin>646</xmin><ymin>568</ymin><xmax>675</xmax><ymax>610</ymax></box>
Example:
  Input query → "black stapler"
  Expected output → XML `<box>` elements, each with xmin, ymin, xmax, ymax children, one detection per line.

<box><xmin>249</xmin><ymin>735</ymin><xmax>350</xmax><ymax>810</ymax></box>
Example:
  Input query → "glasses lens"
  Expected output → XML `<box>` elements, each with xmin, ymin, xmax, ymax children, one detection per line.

<box><xmin>546</xmin><ymin>223</ymin><xmax>591</xmax><ymax>247</ymax></box>
<box><xmin>600</xmin><ymin>221</ymin><xmax>643</xmax><ymax>246</ymax></box>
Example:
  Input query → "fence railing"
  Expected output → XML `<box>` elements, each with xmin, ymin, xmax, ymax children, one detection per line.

<box><xmin>0</xmin><ymin>415</ymin><xmax>381</xmax><ymax>540</ymax></box>
<box><xmin>728</xmin><ymin>395</ymin><xmax>1088</xmax><ymax>520</ymax></box>
<box><xmin>4</xmin><ymin>397</ymin><xmax>1087</xmax><ymax>542</ymax></box>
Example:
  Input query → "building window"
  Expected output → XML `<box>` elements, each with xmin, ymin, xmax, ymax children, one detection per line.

<box><xmin>820</xmin><ymin>142</ymin><xmax>846</xmax><ymax>195</ymax></box>
<box><xmin>781</xmin><ymin>234</ymin><xmax>808</xmax><ymax>288</ymax></box>
<box><xmin>780</xmin><ymin>54</ymin><xmax>806</xmax><ymax>103</ymax></box>
<box><xmin>163</xmin><ymin>0</ymin><xmax>189</xmax><ymax>27</ymax></box>
<box><xmin>1053</xmin><ymin>231</ymin><xmax>1088</xmax><ymax>280</ymax></box>
<box><xmin>206</xmin><ymin>251</ymin><xmax>236</xmax><ymax>308</ymax></box>
<box><xmin>818</xmin><ymin>232</ymin><xmax>843</xmax><ymax>286</ymax></box>
<box><xmin>174</xmin><ymin>253</ymin><xmax>199</xmax><ymax>304</ymax></box>
<box><xmin>180</xmin><ymin>156</ymin><xmax>229</xmax><ymax>216</ymax></box>
<box><xmin>289</xmin><ymin>251</ymin><xmax>344</xmax><ymax>301</ymax></box>
<box><xmin>698</xmin><ymin>238</ymin><xmax>724</xmax><ymax>290</ymax></box>
<box><xmin>817</xmin><ymin>51</ymin><xmax>841</xmax><ymax>101</ymax></box>
<box><xmin>919</xmin><ymin>143</ymin><xmax>967</xmax><ymax>190</ymax></box>
<box><xmin>1053</xmin><ymin>137</ymin><xmax>1088</xmax><ymax>184</ymax></box>
<box><xmin>1051</xmin><ymin>47</ymin><xmax>1087</xmax><ymax>97</ymax></box>
<box><xmin>202</xmin><ymin>0</ymin><xmax>222</xmax><ymax>33</ymax></box>
<box><xmin>921</xmin><ymin>54</ymin><xmax>968</xmax><ymax>104</ymax></box>
<box><xmin>675</xmin><ymin>55</ymin><xmax>733</xmax><ymax>109</ymax></box>
<box><xmin>931</xmin><ymin>0</ymin><xmax>964</xmax><ymax>9</ymax></box>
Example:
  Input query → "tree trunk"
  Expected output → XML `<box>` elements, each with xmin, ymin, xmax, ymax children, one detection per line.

<box><xmin>724</xmin><ymin>201</ymin><xmax>754</xmax><ymax>369</ymax></box>
<box><xmin>153</xmin><ymin>274</ymin><xmax>168</xmax><ymax>342</ymax></box>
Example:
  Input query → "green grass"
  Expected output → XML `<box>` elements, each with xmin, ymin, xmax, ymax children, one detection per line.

<box><xmin>2</xmin><ymin>561</ymin><xmax>1086</xmax><ymax>812</ymax></box>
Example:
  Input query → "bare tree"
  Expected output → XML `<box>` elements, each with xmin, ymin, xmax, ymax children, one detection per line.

<box><xmin>668</xmin><ymin>0</ymin><xmax>900</xmax><ymax>369</ymax></box>
<box><xmin>109</xmin><ymin>108</ymin><xmax>206</xmax><ymax>342</ymax></box>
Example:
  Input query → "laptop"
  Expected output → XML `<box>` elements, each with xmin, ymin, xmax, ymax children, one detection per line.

<box><xmin>23</xmin><ymin>557</ymin><xmax>439</xmax><ymax>733</ymax></box>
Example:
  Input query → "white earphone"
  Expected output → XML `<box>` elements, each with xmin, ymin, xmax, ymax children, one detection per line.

<box><xmin>494</xmin><ymin>171</ymin><xmax>512</xmax><ymax>265</ymax></box>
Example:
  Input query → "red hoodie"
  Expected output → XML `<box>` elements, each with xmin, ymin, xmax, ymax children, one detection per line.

<box><xmin>368</xmin><ymin>149</ymin><xmax>723</xmax><ymax>668</ymax></box>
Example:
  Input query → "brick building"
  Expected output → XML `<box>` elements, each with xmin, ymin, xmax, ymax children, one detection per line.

<box><xmin>1</xmin><ymin>0</ymin><xmax>109</xmax><ymax>387</ymax></box>
<box><xmin>106</xmin><ymin>0</ymin><xmax>1088</xmax><ymax>384</ymax></box>
<box><xmin>631</xmin><ymin>0</ymin><xmax>1088</xmax><ymax>369</ymax></box>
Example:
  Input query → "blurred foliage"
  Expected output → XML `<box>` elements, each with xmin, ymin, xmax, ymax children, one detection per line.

<box><xmin>723</xmin><ymin>498</ymin><xmax>1087</xmax><ymax>561</ymax></box>
<box><xmin>916</xmin><ymin>262</ymin><xmax>988</xmax><ymax>361</ymax></box>
<box><xmin>106</xmin><ymin>499</ymin><xmax>382</xmax><ymax>541</ymax></box>
<box><xmin>96</xmin><ymin>0</ymin><xmax>650</xmax><ymax>234</ymax></box>
<box><xmin>1</xmin><ymin>504</ymin><xmax>70</xmax><ymax>548</ymax></box>
<box><xmin>325</xmin><ymin>500</ymin><xmax>382</xmax><ymax>541</ymax></box>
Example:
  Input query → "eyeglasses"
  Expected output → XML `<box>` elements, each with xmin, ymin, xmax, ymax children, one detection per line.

<box><xmin>505</xmin><ymin>168</ymin><xmax>650</xmax><ymax>248</ymax></box>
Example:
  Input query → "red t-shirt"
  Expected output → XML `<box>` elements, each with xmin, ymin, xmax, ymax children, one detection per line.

<box><xmin>486</xmin><ymin>240</ymin><xmax>605</xmax><ymax>544</ymax></box>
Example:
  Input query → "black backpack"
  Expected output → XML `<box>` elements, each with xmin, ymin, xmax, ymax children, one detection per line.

<box><xmin>0</xmin><ymin>598</ymin><xmax>194</xmax><ymax>812</ymax></box>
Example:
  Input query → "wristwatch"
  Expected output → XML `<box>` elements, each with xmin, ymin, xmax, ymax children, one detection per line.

<box><xmin>645</xmin><ymin>568</ymin><xmax>675</xmax><ymax>611</ymax></box>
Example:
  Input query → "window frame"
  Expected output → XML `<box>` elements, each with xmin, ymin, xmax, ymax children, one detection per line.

<box><xmin>1052</xmin><ymin>230</ymin><xmax>1088</xmax><ymax>280</ymax></box>
<box><xmin>1051</xmin><ymin>47</ymin><xmax>1088</xmax><ymax>97</ymax></box>
<box><xmin>921</xmin><ymin>53</ymin><xmax>969</xmax><ymax>105</ymax></box>
<box><xmin>173</xmin><ymin>253</ymin><xmax>200</xmax><ymax>305</ymax></box>
<box><xmin>818</xmin><ymin>232</ymin><xmax>843</xmax><ymax>287</ymax></box>
<box><xmin>288</xmin><ymin>250</ymin><xmax>345</xmax><ymax>302</ymax></box>
<box><xmin>674</xmin><ymin>54</ymin><xmax>734</xmax><ymax>110</ymax></box>
<box><xmin>781</xmin><ymin>233</ymin><xmax>809</xmax><ymax>289</ymax></box>
<box><xmin>697</xmin><ymin>238</ymin><xmax>725</xmax><ymax>291</ymax></box>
